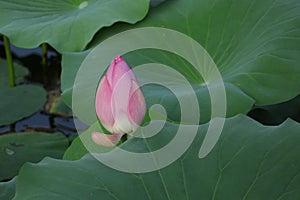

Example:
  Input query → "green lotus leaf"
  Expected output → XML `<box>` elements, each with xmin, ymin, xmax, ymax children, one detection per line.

<box><xmin>0</xmin><ymin>132</ymin><xmax>69</xmax><ymax>181</ymax></box>
<box><xmin>0</xmin><ymin>58</ymin><xmax>46</xmax><ymax>126</ymax></box>
<box><xmin>0</xmin><ymin>85</ymin><xmax>47</xmax><ymax>126</ymax></box>
<box><xmin>0</xmin><ymin>177</ymin><xmax>16</xmax><ymax>200</ymax></box>
<box><xmin>0</xmin><ymin>0</ymin><xmax>150</xmax><ymax>52</ymax></box>
<box><xmin>13</xmin><ymin>115</ymin><xmax>300</xmax><ymax>199</ymax></box>
<box><xmin>61</xmin><ymin>0</ymin><xmax>300</xmax><ymax>125</ymax></box>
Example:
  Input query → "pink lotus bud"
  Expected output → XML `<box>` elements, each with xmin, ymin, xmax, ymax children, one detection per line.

<box><xmin>92</xmin><ymin>55</ymin><xmax>146</xmax><ymax>146</ymax></box>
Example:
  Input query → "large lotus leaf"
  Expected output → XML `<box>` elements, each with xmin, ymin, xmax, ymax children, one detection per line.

<box><xmin>61</xmin><ymin>0</ymin><xmax>300</xmax><ymax>125</ymax></box>
<box><xmin>0</xmin><ymin>85</ymin><xmax>47</xmax><ymax>126</ymax></box>
<box><xmin>0</xmin><ymin>177</ymin><xmax>16</xmax><ymax>200</ymax></box>
<box><xmin>0</xmin><ymin>58</ymin><xmax>28</xmax><ymax>87</ymax></box>
<box><xmin>0</xmin><ymin>132</ymin><xmax>69</xmax><ymax>181</ymax></box>
<box><xmin>13</xmin><ymin>115</ymin><xmax>300</xmax><ymax>199</ymax></box>
<box><xmin>0</xmin><ymin>0</ymin><xmax>150</xmax><ymax>53</ymax></box>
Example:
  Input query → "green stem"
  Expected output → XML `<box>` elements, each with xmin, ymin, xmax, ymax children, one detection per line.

<box><xmin>3</xmin><ymin>35</ymin><xmax>15</xmax><ymax>87</ymax></box>
<box><xmin>41</xmin><ymin>43</ymin><xmax>47</xmax><ymax>66</ymax></box>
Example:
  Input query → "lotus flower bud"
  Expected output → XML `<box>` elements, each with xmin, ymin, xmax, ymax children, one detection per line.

<box><xmin>92</xmin><ymin>55</ymin><xmax>146</xmax><ymax>147</ymax></box>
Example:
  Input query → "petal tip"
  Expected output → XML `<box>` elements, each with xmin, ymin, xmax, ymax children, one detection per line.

<box><xmin>91</xmin><ymin>132</ymin><xmax>122</xmax><ymax>147</ymax></box>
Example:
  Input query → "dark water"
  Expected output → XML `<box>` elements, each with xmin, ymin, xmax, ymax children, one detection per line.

<box><xmin>0</xmin><ymin>41</ymin><xmax>88</xmax><ymax>136</ymax></box>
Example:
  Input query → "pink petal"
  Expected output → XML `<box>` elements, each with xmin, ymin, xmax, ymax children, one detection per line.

<box><xmin>91</xmin><ymin>132</ymin><xmax>123</xmax><ymax>147</ymax></box>
<box><xmin>95</xmin><ymin>76</ymin><xmax>114</xmax><ymax>133</ymax></box>
<box><xmin>109</xmin><ymin>56</ymin><xmax>136</xmax><ymax>133</ymax></box>
<box><xmin>106</xmin><ymin>55</ymin><xmax>137</xmax><ymax>87</ymax></box>
<box><xmin>128</xmin><ymin>80</ymin><xmax>146</xmax><ymax>126</ymax></box>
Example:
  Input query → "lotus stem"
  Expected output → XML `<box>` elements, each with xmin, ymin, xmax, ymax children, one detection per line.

<box><xmin>42</xmin><ymin>43</ymin><xmax>47</xmax><ymax>66</ymax></box>
<box><xmin>3</xmin><ymin>35</ymin><xmax>15</xmax><ymax>87</ymax></box>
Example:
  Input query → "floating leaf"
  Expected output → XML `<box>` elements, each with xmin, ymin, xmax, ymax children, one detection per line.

<box><xmin>0</xmin><ymin>0</ymin><xmax>150</xmax><ymax>52</ymax></box>
<box><xmin>0</xmin><ymin>177</ymin><xmax>16</xmax><ymax>200</ymax></box>
<box><xmin>0</xmin><ymin>132</ymin><xmax>69</xmax><ymax>180</ymax></box>
<box><xmin>0</xmin><ymin>59</ymin><xmax>46</xmax><ymax>126</ymax></box>
<box><xmin>13</xmin><ymin>115</ymin><xmax>300</xmax><ymax>199</ymax></box>
<box><xmin>0</xmin><ymin>85</ymin><xmax>47</xmax><ymax>126</ymax></box>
